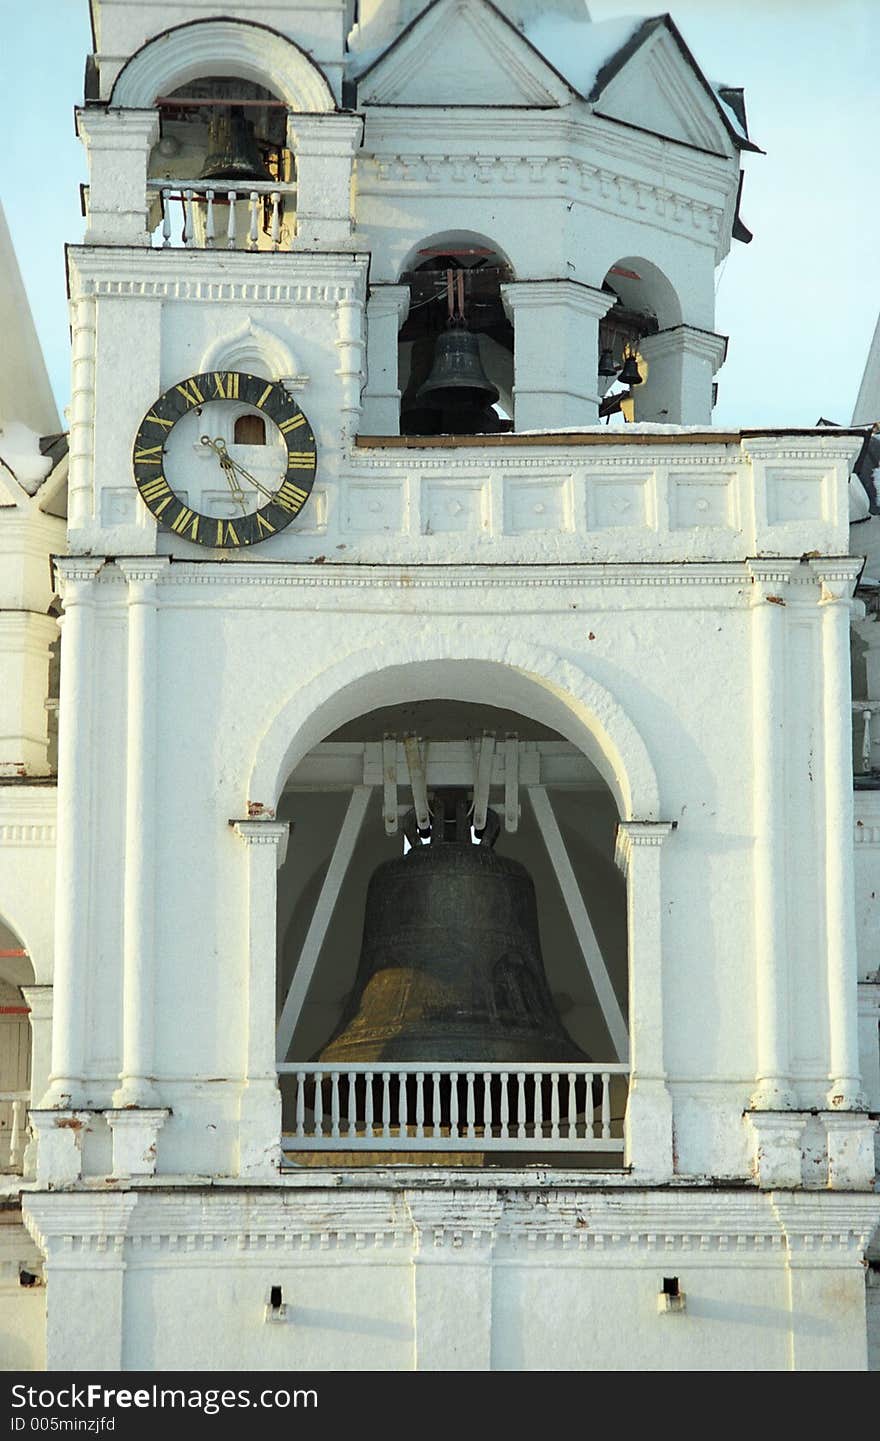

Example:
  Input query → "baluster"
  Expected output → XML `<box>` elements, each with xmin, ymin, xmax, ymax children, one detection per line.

<box><xmin>517</xmin><ymin>1072</ymin><xmax>527</xmax><ymax>1139</ymax></box>
<box><xmin>533</xmin><ymin>1072</ymin><xmax>543</xmax><ymax>1138</ymax></box>
<box><xmin>330</xmin><ymin>1072</ymin><xmax>341</xmax><ymax>1138</ymax></box>
<box><xmin>205</xmin><ymin>189</ymin><xmax>216</xmax><ymax>247</ymax></box>
<box><xmin>862</xmin><ymin>708</ymin><xmax>873</xmax><ymax>773</ymax></box>
<box><xmin>415</xmin><ymin>1072</ymin><xmax>425</xmax><ymax>1139</ymax></box>
<box><xmin>499</xmin><ymin>1072</ymin><xmax>510</xmax><ymax>1141</ymax></box>
<box><xmin>161</xmin><ymin>189</ymin><xmax>172</xmax><ymax>248</ymax></box>
<box><xmin>431</xmin><ymin>1072</ymin><xmax>441</xmax><ymax>1137</ymax></box>
<box><xmin>586</xmin><ymin>1071</ymin><xmax>595</xmax><ymax>1138</ymax></box>
<box><xmin>466</xmin><ymin>1072</ymin><xmax>476</xmax><ymax>1139</ymax></box>
<box><xmin>567</xmin><ymin>1073</ymin><xmax>577</xmax><ymax>1139</ymax></box>
<box><xmin>313</xmin><ymin>1071</ymin><xmax>324</xmax><ymax>1138</ymax></box>
<box><xmin>347</xmin><ymin>1072</ymin><xmax>357</xmax><ymax>1140</ymax></box>
<box><xmin>270</xmin><ymin>191</ymin><xmax>282</xmax><ymax>250</ymax></box>
<box><xmin>449</xmin><ymin>1072</ymin><xmax>460</xmax><ymax>1139</ymax></box>
<box><xmin>10</xmin><ymin>1102</ymin><xmax>23</xmax><ymax>1171</ymax></box>
<box><xmin>248</xmin><ymin>191</ymin><xmax>259</xmax><ymax>250</ymax></box>
<box><xmin>601</xmin><ymin>1072</ymin><xmax>611</xmax><ymax>1139</ymax></box>
<box><xmin>183</xmin><ymin>189</ymin><xmax>195</xmax><ymax>247</ymax></box>
<box><xmin>550</xmin><ymin>1072</ymin><xmax>560</xmax><ymax>1140</ymax></box>
<box><xmin>364</xmin><ymin>1071</ymin><xmax>374</xmax><ymax>1139</ymax></box>
<box><xmin>226</xmin><ymin>190</ymin><xmax>237</xmax><ymax>249</ymax></box>
<box><xmin>382</xmin><ymin>1071</ymin><xmax>391</xmax><ymax>1138</ymax></box>
<box><xmin>398</xmin><ymin>1073</ymin><xmax>408</xmax><ymax>1137</ymax></box>
<box><xmin>482</xmin><ymin>1072</ymin><xmax>492</xmax><ymax>1139</ymax></box>
<box><xmin>295</xmin><ymin>1072</ymin><xmax>306</xmax><ymax>1138</ymax></box>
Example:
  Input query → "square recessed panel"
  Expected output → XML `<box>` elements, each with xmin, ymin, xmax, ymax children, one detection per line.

<box><xmin>766</xmin><ymin>470</ymin><xmax>827</xmax><ymax>524</ymax></box>
<box><xmin>101</xmin><ymin>488</ymin><xmax>137</xmax><ymax>526</ymax></box>
<box><xmin>669</xmin><ymin>473</ymin><xmax>736</xmax><ymax>529</ymax></box>
<box><xmin>200</xmin><ymin>489</ymin><xmax>247</xmax><ymax>520</ymax></box>
<box><xmin>288</xmin><ymin>487</ymin><xmax>327</xmax><ymax>533</ymax></box>
<box><xmin>344</xmin><ymin>483</ymin><xmax>405</xmax><ymax>534</ymax></box>
<box><xmin>587</xmin><ymin>474</ymin><xmax>653</xmax><ymax>530</ymax></box>
<box><xmin>422</xmin><ymin>478</ymin><xmax>488</xmax><ymax>534</ymax></box>
<box><xmin>504</xmin><ymin>477</ymin><xmax>571</xmax><ymax>533</ymax></box>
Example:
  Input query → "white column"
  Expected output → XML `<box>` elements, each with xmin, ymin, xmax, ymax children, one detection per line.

<box><xmin>233</xmin><ymin>820</ymin><xmax>290</xmax><ymax>1177</ymax></box>
<box><xmin>113</xmin><ymin>559</ymin><xmax>168</xmax><ymax>1109</ymax></box>
<box><xmin>501</xmin><ymin>280</ymin><xmax>616</xmax><ymax>430</ymax></box>
<box><xmin>336</xmin><ymin>289</ymin><xmax>367</xmax><ymax>435</ymax></box>
<box><xmin>636</xmin><ymin>325</ymin><xmax>727</xmax><ymax>425</ymax></box>
<box><xmin>76</xmin><ymin>109</ymin><xmax>160</xmax><ymax>245</ymax></box>
<box><xmin>286</xmin><ymin>114</ymin><xmax>363</xmax><ymax>245</ymax></box>
<box><xmin>67</xmin><ymin>290</ymin><xmax>97</xmax><ymax>531</ymax></box>
<box><xmin>614</xmin><ymin>821</ymin><xmax>675</xmax><ymax>1182</ymax></box>
<box><xmin>361</xmin><ymin>284</ymin><xmax>411</xmax><ymax>435</ymax></box>
<box><xmin>43</xmin><ymin>559</ymin><xmax>104</xmax><ymax>1108</ymax></box>
<box><xmin>817</xmin><ymin>565</ymin><xmax>866</xmax><ymax>1109</ymax></box>
<box><xmin>748</xmin><ymin>562</ymin><xmax>797</xmax><ymax>1109</ymax></box>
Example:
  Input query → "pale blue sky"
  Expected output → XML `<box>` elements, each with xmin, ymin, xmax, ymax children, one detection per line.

<box><xmin>2</xmin><ymin>0</ymin><xmax>878</xmax><ymax>428</ymax></box>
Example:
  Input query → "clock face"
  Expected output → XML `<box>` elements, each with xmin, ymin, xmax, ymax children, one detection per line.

<box><xmin>132</xmin><ymin>372</ymin><xmax>317</xmax><ymax>548</ymax></box>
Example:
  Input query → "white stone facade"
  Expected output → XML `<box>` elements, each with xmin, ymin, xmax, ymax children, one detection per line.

<box><xmin>0</xmin><ymin>0</ymin><xmax>877</xmax><ymax>1373</ymax></box>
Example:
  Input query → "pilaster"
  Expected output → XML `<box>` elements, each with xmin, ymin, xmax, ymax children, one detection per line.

<box><xmin>76</xmin><ymin>109</ymin><xmax>160</xmax><ymax>246</ymax></box>
<box><xmin>501</xmin><ymin>280</ymin><xmax>616</xmax><ymax>430</ymax></box>
<box><xmin>232</xmin><ymin>820</ymin><xmax>290</xmax><ymax>1177</ymax></box>
<box><xmin>362</xmin><ymin>284</ymin><xmax>411</xmax><ymax>434</ymax></box>
<box><xmin>287</xmin><ymin>114</ymin><xmax>364</xmax><ymax>245</ymax></box>
<box><xmin>637</xmin><ymin>325</ymin><xmax>727</xmax><ymax>425</ymax></box>
<box><xmin>614</xmin><ymin>821</ymin><xmax>675</xmax><ymax>1181</ymax></box>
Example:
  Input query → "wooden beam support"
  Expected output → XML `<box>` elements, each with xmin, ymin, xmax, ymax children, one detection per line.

<box><xmin>404</xmin><ymin>734</ymin><xmax>430</xmax><ymax>831</ymax></box>
<box><xmin>275</xmin><ymin>785</ymin><xmax>372</xmax><ymax>1061</ymax></box>
<box><xmin>504</xmin><ymin>734</ymin><xmax>519</xmax><ymax>833</ymax></box>
<box><xmin>382</xmin><ymin>733</ymin><xmax>398</xmax><ymax>836</ymax></box>
<box><xmin>472</xmin><ymin>732</ymin><xmax>495</xmax><ymax>832</ymax></box>
<box><xmin>527</xmin><ymin>785</ymin><xmax>629</xmax><ymax>1063</ymax></box>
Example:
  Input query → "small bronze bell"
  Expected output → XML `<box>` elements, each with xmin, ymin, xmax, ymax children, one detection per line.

<box><xmin>618</xmin><ymin>351</ymin><xmax>643</xmax><ymax>387</ymax></box>
<box><xmin>199</xmin><ymin>106</ymin><xmax>272</xmax><ymax>182</ymax></box>
<box><xmin>598</xmin><ymin>347</ymin><xmax>618</xmax><ymax>377</ymax></box>
<box><xmin>416</xmin><ymin>325</ymin><xmax>500</xmax><ymax>413</ymax></box>
<box><xmin>318</xmin><ymin>791</ymin><xmax>586</xmax><ymax>1065</ymax></box>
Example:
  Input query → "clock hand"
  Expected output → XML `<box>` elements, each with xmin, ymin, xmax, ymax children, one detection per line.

<box><xmin>200</xmin><ymin>436</ymin><xmax>248</xmax><ymax>514</ymax></box>
<box><xmin>220</xmin><ymin>450</ymin><xmax>283</xmax><ymax>504</ymax></box>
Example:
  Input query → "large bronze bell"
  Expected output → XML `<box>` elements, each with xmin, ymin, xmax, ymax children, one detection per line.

<box><xmin>199</xmin><ymin>106</ymin><xmax>272</xmax><ymax>182</ymax></box>
<box><xmin>416</xmin><ymin>325</ymin><xmax>500</xmax><ymax>413</ymax></box>
<box><xmin>318</xmin><ymin>791</ymin><xmax>586</xmax><ymax>1065</ymax></box>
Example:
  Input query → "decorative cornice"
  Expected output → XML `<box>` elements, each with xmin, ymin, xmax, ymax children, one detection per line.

<box><xmin>0</xmin><ymin>822</ymin><xmax>56</xmax><ymax>846</ymax></box>
<box><xmin>614</xmin><ymin>820</ymin><xmax>676</xmax><ymax>875</ymax></box>
<box><xmin>67</xmin><ymin>248</ymin><xmax>370</xmax><ymax>306</ymax></box>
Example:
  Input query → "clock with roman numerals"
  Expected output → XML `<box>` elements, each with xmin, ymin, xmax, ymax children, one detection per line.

<box><xmin>132</xmin><ymin>371</ymin><xmax>317</xmax><ymax>548</ymax></box>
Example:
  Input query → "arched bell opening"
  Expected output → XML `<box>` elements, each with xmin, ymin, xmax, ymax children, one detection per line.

<box><xmin>274</xmin><ymin>695</ymin><xmax>629</xmax><ymax>1167</ymax></box>
<box><xmin>597</xmin><ymin>257</ymin><xmax>681</xmax><ymax>424</ymax></box>
<box><xmin>147</xmin><ymin>75</ymin><xmax>295</xmax><ymax>252</ymax></box>
<box><xmin>0</xmin><ymin>925</ymin><xmax>33</xmax><ymax>1176</ymax></box>
<box><xmin>398</xmin><ymin>237</ymin><xmax>515</xmax><ymax>437</ymax></box>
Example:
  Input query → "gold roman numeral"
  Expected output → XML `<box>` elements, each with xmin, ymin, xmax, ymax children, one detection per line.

<box><xmin>134</xmin><ymin>444</ymin><xmax>164</xmax><ymax>465</ymax></box>
<box><xmin>138</xmin><ymin>475</ymin><xmax>175</xmax><ymax>518</ymax></box>
<box><xmin>286</xmin><ymin>450</ymin><xmax>314</xmax><ymax>470</ymax></box>
<box><xmin>278</xmin><ymin>413</ymin><xmax>307</xmax><ymax>434</ymax></box>
<box><xmin>255</xmin><ymin>512</ymin><xmax>276</xmax><ymax>537</ymax></box>
<box><xmin>212</xmin><ymin>372</ymin><xmax>240</xmax><ymax>400</ymax></box>
<box><xmin>274</xmin><ymin>482</ymin><xmax>309</xmax><ymax>515</ymax></box>
<box><xmin>170</xmin><ymin>506</ymin><xmax>200</xmax><ymax>540</ymax></box>
<box><xmin>255</xmin><ymin>383</ymin><xmax>273</xmax><ymax>408</ymax></box>
<box><xmin>145</xmin><ymin>411</ymin><xmax>174</xmax><ymax>430</ymax></box>
<box><xmin>175</xmin><ymin>378</ymin><xmax>205</xmax><ymax>407</ymax></box>
<box><xmin>215</xmin><ymin>519</ymin><xmax>241</xmax><ymax>547</ymax></box>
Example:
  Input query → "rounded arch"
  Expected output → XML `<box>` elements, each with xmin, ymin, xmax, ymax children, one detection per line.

<box><xmin>250</xmin><ymin>637</ymin><xmax>661</xmax><ymax>820</ymax></box>
<box><xmin>602</xmin><ymin>256</ymin><xmax>683</xmax><ymax>331</ymax></box>
<box><xmin>199</xmin><ymin>319</ymin><xmax>301</xmax><ymax>379</ymax></box>
<box><xmin>110</xmin><ymin>18</ymin><xmax>336</xmax><ymax>112</ymax></box>
<box><xmin>397</xmin><ymin>229</ymin><xmax>516</xmax><ymax>284</ymax></box>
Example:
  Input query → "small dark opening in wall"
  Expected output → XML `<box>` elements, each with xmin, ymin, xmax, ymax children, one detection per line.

<box><xmin>19</xmin><ymin>1270</ymin><xmax>37</xmax><ymax>1288</ymax></box>
<box><xmin>235</xmin><ymin>414</ymin><xmax>266</xmax><ymax>445</ymax></box>
<box><xmin>662</xmin><ymin>1276</ymin><xmax>680</xmax><ymax>1297</ymax></box>
<box><xmin>269</xmin><ymin>1285</ymin><xmax>283</xmax><ymax>1310</ymax></box>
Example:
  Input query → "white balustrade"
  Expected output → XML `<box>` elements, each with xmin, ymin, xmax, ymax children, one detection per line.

<box><xmin>148</xmin><ymin>181</ymin><xmax>294</xmax><ymax>252</ymax></box>
<box><xmin>0</xmin><ymin>1091</ymin><xmax>28</xmax><ymax>1173</ymax></box>
<box><xmin>277</xmin><ymin>1062</ymin><xmax>628</xmax><ymax>1153</ymax></box>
